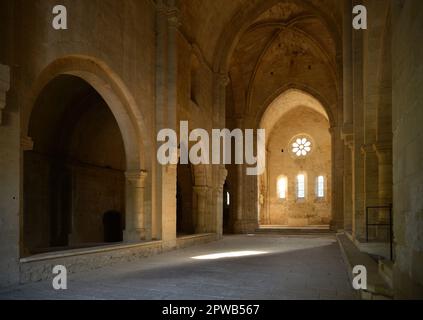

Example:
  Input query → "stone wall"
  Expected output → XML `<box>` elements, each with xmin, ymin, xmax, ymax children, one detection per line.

<box><xmin>0</xmin><ymin>82</ymin><xmax>20</xmax><ymax>287</ymax></box>
<box><xmin>391</xmin><ymin>0</ymin><xmax>423</xmax><ymax>299</ymax></box>
<box><xmin>0</xmin><ymin>0</ymin><xmax>156</xmax><ymax>287</ymax></box>
<box><xmin>264</xmin><ymin>107</ymin><xmax>331</xmax><ymax>226</ymax></box>
<box><xmin>0</xmin><ymin>0</ymin><xmax>19</xmax><ymax>288</ymax></box>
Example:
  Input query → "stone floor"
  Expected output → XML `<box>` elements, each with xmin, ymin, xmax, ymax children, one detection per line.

<box><xmin>0</xmin><ymin>235</ymin><xmax>357</xmax><ymax>300</ymax></box>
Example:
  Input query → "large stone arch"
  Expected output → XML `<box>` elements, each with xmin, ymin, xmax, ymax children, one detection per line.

<box><xmin>214</xmin><ymin>1</ymin><xmax>343</xmax><ymax>232</ymax></box>
<box><xmin>22</xmin><ymin>55</ymin><xmax>152</xmax><ymax>249</ymax></box>
<box><xmin>258</xmin><ymin>88</ymin><xmax>333</xmax><ymax>227</ymax></box>
<box><xmin>256</xmin><ymin>87</ymin><xmax>335</xmax><ymax>133</ymax></box>
<box><xmin>22</xmin><ymin>55</ymin><xmax>148</xmax><ymax>171</ymax></box>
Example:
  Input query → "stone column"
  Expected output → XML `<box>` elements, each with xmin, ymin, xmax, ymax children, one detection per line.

<box><xmin>361</xmin><ymin>143</ymin><xmax>380</xmax><ymax>239</ymax></box>
<box><xmin>166</xmin><ymin>3</ymin><xmax>179</xmax><ymax>129</ymax></box>
<box><xmin>329</xmin><ymin>126</ymin><xmax>345</xmax><ymax>231</ymax></box>
<box><xmin>352</xmin><ymin>143</ymin><xmax>366</xmax><ymax>241</ymax></box>
<box><xmin>342</xmin><ymin>0</ymin><xmax>353</xmax><ymax>130</ymax></box>
<box><xmin>262</xmin><ymin>149</ymin><xmax>271</xmax><ymax>225</ymax></box>
<box><xmin>342</xmin><ymin>0</ymin><xmax>355</xmax><ymax>230</ymax></box>
<box><xmin>124</xmin><ymin>170</ymin><xmax>148</xmax><ymax>242</ymax></box>
<box><xmin>351</xmin><ymin>12</ymin><xmax>365</xmax><ymax>241</ymax></box>
<box><xmin>374</xmin><ymin>143</ymin><xmax>392</xmax><ymax>206</ymax></box>
<box><xmin>154</xmin><ymin>0</ymin><xmax>179</xmax><ymax>247</ymax></box>
<box><xmin>154</xmin><ymin>0</ymin><xmax>167</xmax><ymax>241</ymax></box>
<box><xmin>165</xmin><ymin>5</ymin><xmax>179</xmax><ymax>247</ymax></box>
<box><xmin>362</xmin><ymin>144</ymin><xmax>379</xmax><ymax>207</ymax></box>
<box><xmin>233</xmin><ymin>118</ymin><xmax>244</xmax><ymax>233</ymax></box>
<box><xmin>341</xmin><ymin>0</ymin><xmax>356</xmax><ymax>227</ymax></box>
<box><xmin>213</xmin><ymin>73</ymin><xmax>230</xmax><ymax>128</ymax></box>
<box><xmin>213</xmin><ymin>167</ymin><xmax>228</xmax><ymax>238</ymax></box>
<box><xmin>193</xmin><ymin>186</ymin><xmax>209</xmax><ymax>234</ymax></box>
<box><xmin>343</xmin><ymin>136</ymin><xmax>354</xmax><ymax>232</ymax></box>
<box><xmin>161</xmin><ymin>164</ymin><xmax>177</xmax><ymax>248</ymax></box>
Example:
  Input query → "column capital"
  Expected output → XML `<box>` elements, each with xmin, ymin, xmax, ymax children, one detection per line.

<box><xmin>125</xmin><ymin>170</ymin><xmax>148</xmax><ymax>188</ymax></box>
<box><xmin>193</xmin><ymin>185</ymin><xmax>209</xmax><ymax>196</ymax></box>
<box><xmin>217</xmin><ymin>167</ymin><xmax>228</xmax><ymax>190</ymax></box>
<box><xmin>360</xmin><ymin>143</ymin><xmax>376</xmax><ymax>155</ymax></box>
<box><xmin>215</xmin><ymin>72</ymin><xmax>230</xmax><ymax>87</ymax></box>
<box><xmin>219</xmin><ymin>167</ymin><xmax>228</xmax><ymax>181</ymax></box>
<box><xmin>21</xmin><ymin>136</ymin><xmax>34</xmax><ymax>151</ymax></box>
<box><xmin>343</xmin><ymin>134</ymin><xmax>354</xmax><ymax>149</ymax></box>
<box><xmin>329</xmin><ymin>126</ymin><xmax>341</xmax><ymax>136</ymax></box>
<box><xmin>193</xmin><ymin>164</ymin><xmax>208</xmax><ymax>185</ymax></box>
<box><xmin>167</xmin><ymin>9</ymin><xmax>181</xmax><ymax>28</ymax></box>
<box><xmin>155</xmin><ymin>2</ymin><xmax>181</xmax><ymax>27</ymax></box>
<box><xmin>161</xmin><ymin>4</ymin><xmax>180</xmax><ymax>28</ymax></box>
<box><xmin>373</xmin><ymin>142</ymin><xmax>392</xmax><ymax>153</ymax></box>
<box><xmin>373</xmin><ymin>142</ymin><xmax>392</xmax><ymax>161</ymax></box>
<box><xmin>164</xmin><ymin>163</ymin><xmax>177</xmax><ymax>173</ymax></box>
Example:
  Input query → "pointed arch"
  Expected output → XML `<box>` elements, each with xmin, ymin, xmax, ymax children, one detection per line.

<box><xmin>259</xmin><ymin>88</ymin><xmax>332</xmax><ymax>145</ymax></box>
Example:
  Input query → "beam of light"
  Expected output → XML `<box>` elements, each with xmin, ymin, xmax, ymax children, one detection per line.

<box><xmin>192</xmin><ymin>251</ymin><xmax>268</xmax><ymax>260</ymax></box>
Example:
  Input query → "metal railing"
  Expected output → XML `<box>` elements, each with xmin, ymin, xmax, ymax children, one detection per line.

<box><xmin>366</xmin><ymin>205</ymin><xmax>393</xmax><ymax>261</ymax></box>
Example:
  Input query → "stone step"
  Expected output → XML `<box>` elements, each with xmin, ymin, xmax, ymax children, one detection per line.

<box><xmin>337</xmin><ymin>233</ymin><xmax>394</xmax><ymax>300</ymax></box>
<box><xmin>356</xmin><ymin>241</ymin><xmax>392</xmax><ymax>261</ymax></box>
<box><xmin>379</xmin><ymin>259</ymin><xmax>394</xmax><ymax>289</ymax></box>
<box><xmin>255</xmin><ymin>226</ymin><xmax>334</xmax><ymax>235</ymax></box>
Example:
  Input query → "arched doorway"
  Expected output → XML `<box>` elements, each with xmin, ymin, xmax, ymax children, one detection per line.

<box><xmin>23</xmin><ymin>75</ymin><xmax>127</xmax><ymax>255</ymax></box>
<box><xmin>259</xmin><ymin>89</ymin><xmax>333</xmax><ymax>228</ymax></box>
<box><xmin>176</xmin><ymin>163</ymin><xmax>195</xmax><ymax>236</ymax></box>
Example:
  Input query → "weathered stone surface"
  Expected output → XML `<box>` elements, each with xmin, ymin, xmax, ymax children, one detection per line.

<box><xmin>0</xmin><ymin>235</ymin><xmax>356</xmax><ymax>300</ymax></box>
<box><xmin>392</xmin><ymin>0</ymin><xmax>423</xmax><ymax>299</ymax></box>
<box><xmin>0</xmin><ymin>0</ymin><xmax>421</xmax><ymax>299</ymax></box>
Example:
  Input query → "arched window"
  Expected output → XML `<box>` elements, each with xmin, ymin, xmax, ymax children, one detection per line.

<box><xmin>277</xmin><ymin>176</ymin><xmax>288</xmax><ymax>199</ymax></box>
<box><xmin>317</xmin><ymin>176</ymin><xmax>325</xmax><ymax>198</ymax></box>
<box><xmin>226</xmin><ymin>191</ymin><xmax>230</xmax><ymax>206</ymax></box>
<box><xmin>297</xmin><ymin>174</ymin><xmax>306</xmax><ymax>199</ymax></box>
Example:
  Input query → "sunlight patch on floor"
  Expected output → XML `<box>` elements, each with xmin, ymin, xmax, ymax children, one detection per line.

<box><xmin>191</xmin><ymin>251</ymin><xmax>268</xmax><ymax>260</ymax></box>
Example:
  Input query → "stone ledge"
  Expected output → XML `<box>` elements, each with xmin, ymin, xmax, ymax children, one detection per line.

<box><xmin>176</xmin><ymin>233</ymin><xmax>215</xmax><ymax>240</ymax></box>
<box><xmin>19</xmin><ymin>241</ymin><xmax>164</xmax><ymax>284</ymax></box>
<box><xmin>256</xmin><ymin>225</ymin><xmax>333</xmax><ymax>235</ymax></box>
<box><xmin>20</xmin><ymin>241</ymin><xmax>163</xmax><ymax>263</ymax></box>
<box><xmin>337</xmin><ymin>233</ymin><xmax>393</xmax><ymax>300</ymax></box>
<box><xmin>19</xmin><ymin>234</ymin><xmax>219</xmax><ymax>284</ymax></box>
<box><xmin>176</xmin><ymin>233</ymin><xmax>217</xmax><ymax>249</ymax></box>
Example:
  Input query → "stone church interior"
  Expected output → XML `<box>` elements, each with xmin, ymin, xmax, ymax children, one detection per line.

<box><xmin>0</xmin><ymin>0</ymin><xmax>422</xmax><ymax>300</ymax></box>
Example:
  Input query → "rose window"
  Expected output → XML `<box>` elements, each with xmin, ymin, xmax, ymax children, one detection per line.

<box><xmin>292</xmin><ymin>137</ymin><xmax>312</xmax><ymax>157</ymax></box>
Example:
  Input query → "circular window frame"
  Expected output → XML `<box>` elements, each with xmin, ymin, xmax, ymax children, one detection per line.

<box><xmin>288</xmin><ymin>134</ymin><xmax>315</xmax><ymax>159</ymax></box>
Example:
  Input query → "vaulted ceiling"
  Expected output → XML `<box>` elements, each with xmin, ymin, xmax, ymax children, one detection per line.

<box><xmin>178</xmin><ymin>0</ymin><xmax>341</xmax><ymax>67</ymax></box>
<box><xmin>228</xmin><ymin>1</ymin><xmax>341</xmax><ymax>122</ymax></box>
<box><xmin>178</xmin><ymin>0</ymin><xmax>342</xmax><ymax>123</ymax></box>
